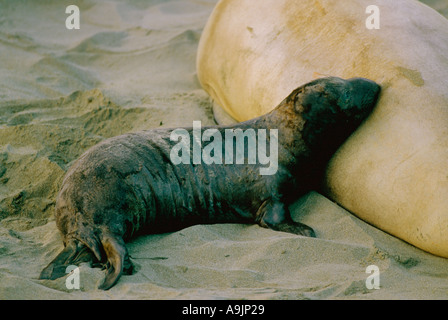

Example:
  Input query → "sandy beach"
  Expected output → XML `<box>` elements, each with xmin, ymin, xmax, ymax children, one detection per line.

<box><xmin>0</xmin><ymin>0</ymin><xmax>447</xmax><ymax>300</ymax></box>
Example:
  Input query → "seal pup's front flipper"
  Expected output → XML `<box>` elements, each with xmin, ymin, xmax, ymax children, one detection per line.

<box><xmin>256</xmin><ymin>199</ymin><xmax>316</xmax><ymax>238</ymax></box>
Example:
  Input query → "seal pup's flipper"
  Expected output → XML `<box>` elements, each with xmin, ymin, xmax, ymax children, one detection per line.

<box><xmin>39</xmin><ymin>239</ymin><xmax>97</xmax><ymax>280</ymax></box>
<box><xmin>256</xmin><ymin>199</ymin><xmax>316</xmax><ymax>237</ymax></box>
<box><xmin>98</xmin><ymin>232</ymin><xmax>133</xmax><ymax>290</ymax></box>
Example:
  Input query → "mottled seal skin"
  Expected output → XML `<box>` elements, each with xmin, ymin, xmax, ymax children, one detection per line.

<box><xmin>39</xmin><ymin>77</ymin><xmax>380</xmax><ymax>290</ymax></box>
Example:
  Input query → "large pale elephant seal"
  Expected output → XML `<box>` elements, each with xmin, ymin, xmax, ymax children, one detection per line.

<box><xmin>39</xmin><ymin>77</ymin><xmax>380</xmax><ymax>289</ymax></box>
<box><xmin>197</xmin><ymin>0</ymin><xmax>448</xmax><ymax>258</ymax></box>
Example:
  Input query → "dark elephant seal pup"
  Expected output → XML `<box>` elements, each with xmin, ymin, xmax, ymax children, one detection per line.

<box><xmin>39</xmin><ymin>77</ymin><xmax>380</xmax><ymax>290</ymax></box>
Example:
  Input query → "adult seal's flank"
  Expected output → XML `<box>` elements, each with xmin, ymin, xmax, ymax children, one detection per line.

<box><xmin>39</xmin><ymin>77</ymin><xmax>380</xmax><ymax>290</ymax></box>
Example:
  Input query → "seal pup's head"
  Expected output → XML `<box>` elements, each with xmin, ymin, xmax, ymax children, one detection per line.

<box><xmin>288</xmin><ymin>76</ymin><xmax>380</xmax><ymax>157</ymax></box>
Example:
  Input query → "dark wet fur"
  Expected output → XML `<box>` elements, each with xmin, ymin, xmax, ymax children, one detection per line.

<box><xmin>39</xmin><ymin>77</ymin><xmax>380</xmax><ymax>290</ymax></box>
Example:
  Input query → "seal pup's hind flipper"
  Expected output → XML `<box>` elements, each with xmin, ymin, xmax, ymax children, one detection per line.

<box><xmin>39</xmin><ymin>239</ymin><xmax>97</xmax><ymax>280</ymax></box>
<box><xmin>98</xmin><ymin>232</ymin><xmax>132</xmax><ymax>290</ymax></box>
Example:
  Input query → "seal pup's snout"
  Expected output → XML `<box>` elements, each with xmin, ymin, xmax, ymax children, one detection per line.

<box><xmin>295</xmin><ymin>76</ymin><xmax>380</xmax><ymax>156</ymax></box>
<box><xmin>346</xmin><ymin>77</ymin><xmax>381</xmax><ymax>116</ymax></box>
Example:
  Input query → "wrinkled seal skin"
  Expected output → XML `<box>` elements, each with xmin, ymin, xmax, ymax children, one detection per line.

<box><xmin>39</xmin><ymin>77</ymin><xmax>380</xmax><ymax>290</ymax></box>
